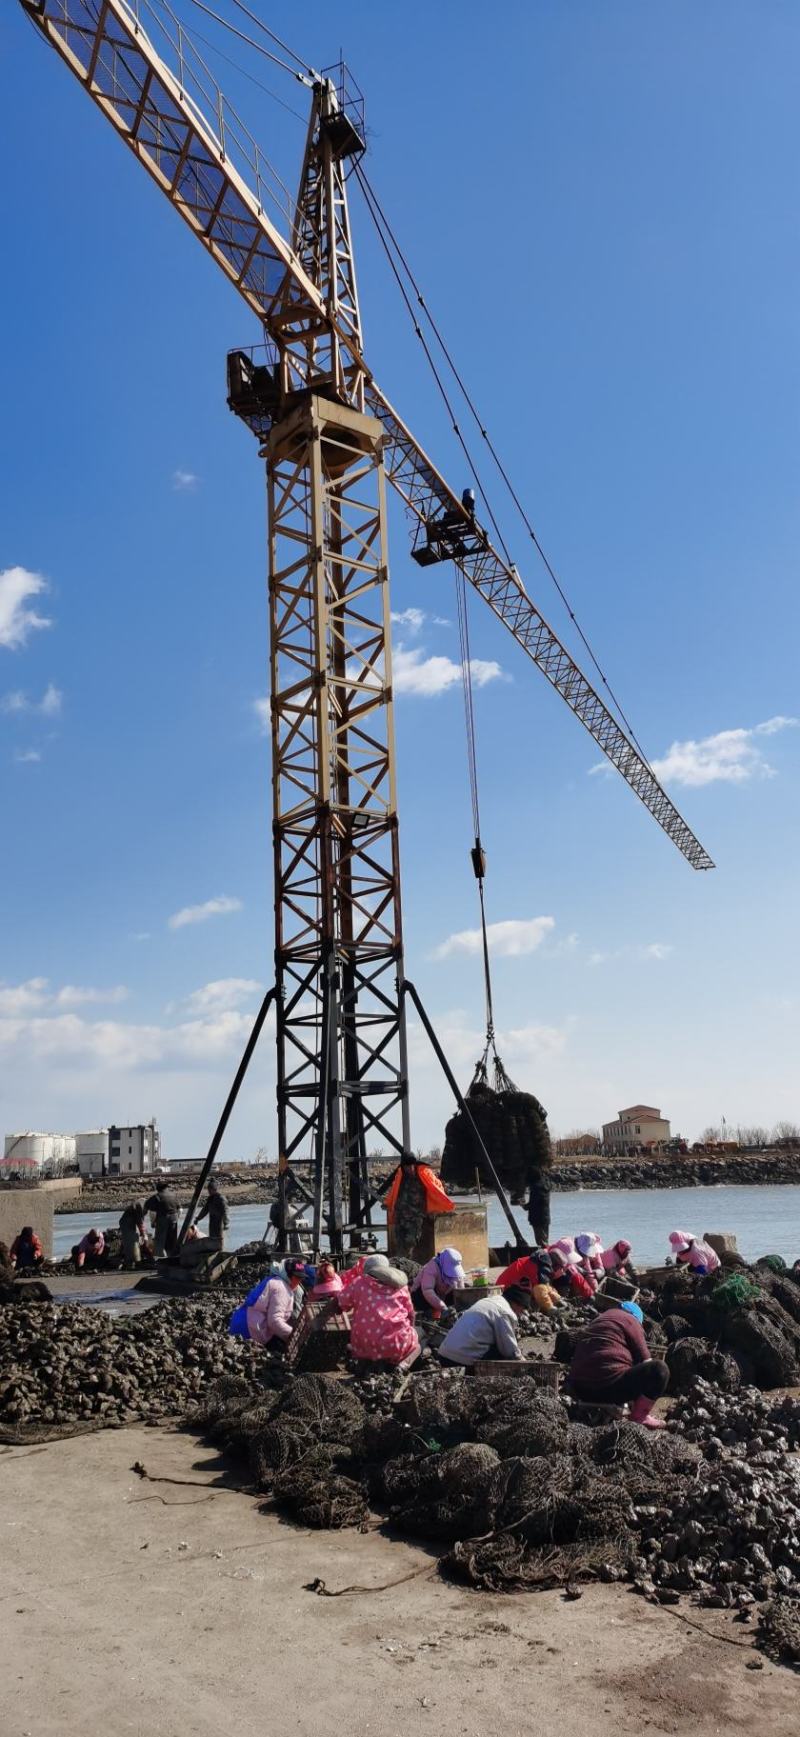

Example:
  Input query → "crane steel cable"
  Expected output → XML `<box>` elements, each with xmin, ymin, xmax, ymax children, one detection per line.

<box><xmin>355</xmin><ymin>167</ymin><xmax>514</xmax><ymax>567</ymax></box>
<box><xmin>181</xmin><ymin>0</ymin><xmax>313</xmax><ymax>85</ymax></box>
<box><xmin>185</xmin><ymin>23</ymin><xmax>307</xmax><ymax>119</ymax></box>
<box><xmin>454</xmin><ymin>565</ymin><xmax>501</xmax><ymax>1075</ymax></box>
<box><xmin>355</xmin><ymin>165</ymin><xmax>652</xmax><ymax>764</ymax></box>
<box><xmin>212</xmin><ymin>0</ymin><xmax>318</xmax><ymax>81</ymax></box>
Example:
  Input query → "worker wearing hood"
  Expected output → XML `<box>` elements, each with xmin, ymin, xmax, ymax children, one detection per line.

<box><xmin>228</xmin><ymin>1258</ymin><xmax>312</xmax><ymax>1347</ymax></box>
<box><xmin>668</xmin><ymin>1232</ymin><xmax>720</xmax><ymax>1276</ymax></box>
<box><xmin>574</xmin><ymin>1232</ymin><xmax>604</xmax><ymax>1288</ymax></box>
<box><xmin>600</xmin><ymin>1239</ymin><xmax>635</xmax><ymax>1277</ymax></box>
<box><xmin>411</xmin><ymin>1247</ymin><xmax>465</xmax><ymax>1317</ymax></box>
<box><xmin>339</xmin><ymin>1255</ymin><xmax>420</xmax><ymax>1367</ymax></box>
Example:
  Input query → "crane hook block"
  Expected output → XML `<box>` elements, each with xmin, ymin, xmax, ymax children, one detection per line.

<box><xmin>471</xmin><ymin>842</ymin><xmax>487</xmax><ymax>881</ymax></box>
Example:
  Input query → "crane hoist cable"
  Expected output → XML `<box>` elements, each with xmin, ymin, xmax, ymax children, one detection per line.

<box><xmin>454</xmin><ymin>567</ymin><xmax>517</xmax><ymax>1096</ymax></box>
<box><xmin>355</xmin><ymin>164</ymin><xmax>651</xmax><ymax>765</ymax></box>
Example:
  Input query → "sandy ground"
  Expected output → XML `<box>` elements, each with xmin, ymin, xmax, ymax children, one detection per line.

<box><xmin>1</xmin><ymin>1429</ymin><xmax>798</xmax><ymax>1737</ymax></box>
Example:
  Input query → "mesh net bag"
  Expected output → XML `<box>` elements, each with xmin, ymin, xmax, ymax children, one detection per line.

<box><xmin>440</xmin><ymin>1076</ymin><xmax>550</xmax><ymax>1196</ymax></box>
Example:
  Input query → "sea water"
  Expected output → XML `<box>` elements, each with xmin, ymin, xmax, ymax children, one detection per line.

<box><xmin>52</xmin><ymin>1183</ymin><xmax>800</xmax><ymax>1267</ymax></box>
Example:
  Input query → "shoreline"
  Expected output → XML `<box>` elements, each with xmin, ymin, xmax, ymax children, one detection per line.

<box><xmin>49</xmin><ymin>1150</ymin><xmax>800</xmax><ymax>1213</ymax></box>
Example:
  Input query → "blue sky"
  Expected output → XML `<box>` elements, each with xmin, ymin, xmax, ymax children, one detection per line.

<box><xmin>1</xmin><ymin>0</ymin><xmax>798</xmax><ymax>1156</ymax></box>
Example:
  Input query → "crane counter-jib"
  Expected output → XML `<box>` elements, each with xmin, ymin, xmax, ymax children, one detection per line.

<box><xmin>17</xmin><ymin>0</ymin><xmax>713</xmax><ymax>872</ymax></box>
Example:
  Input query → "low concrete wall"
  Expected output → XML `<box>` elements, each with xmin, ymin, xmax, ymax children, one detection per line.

<box><xmin>39</xmin><ymin>1176</ymin><xmax>82</xmax><ymax>1199</ymax></box>
<box><xmin>0</xmin><ymin>1188</ymin><xmax>55</xmax><ymax>1259</ymax></box>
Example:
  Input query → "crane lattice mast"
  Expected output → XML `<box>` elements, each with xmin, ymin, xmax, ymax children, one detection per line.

<box><xmin>16</xmin><ymin>0</ymin><xmax>715</xmax><ymax>1249</ymax></box>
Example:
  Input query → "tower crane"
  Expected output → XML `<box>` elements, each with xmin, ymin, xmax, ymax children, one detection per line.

<box><xmin>15</xmin><ymin>0</ymin><xmax>714</xmax><ymax>1253</ymax></box>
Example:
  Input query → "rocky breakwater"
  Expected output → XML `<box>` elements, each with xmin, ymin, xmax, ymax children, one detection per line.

<box><xmin>549</xmin><ymin>1153</ymin><xmax>800</xmax><ymax>1190</ymax></box>
<box><xmin>0</xmin><ymin>1295</ymin><xmax>264</xmax><ymax>1441</ymax></box>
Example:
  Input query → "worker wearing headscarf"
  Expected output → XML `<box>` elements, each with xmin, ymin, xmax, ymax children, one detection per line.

<box><xmin>668</xmin><ymin>1232</ymin><xmax>720</xmax><ymax>1276</ymax></box>
<box><xmin>568</xmin><ymin>1301</ymin><xmax>669</xmax><ymax>1427</ymax></box>
<box><xmin>600</xmin><ymin>1239</ymin><xmax>635</xmax><ymax>1278</ymax></box>
<box><xmin>229</xmin><ymin>1257</ymin><xmax>312</xmax><ymax>1347</ymax></box>
<box><xmin>339</xmin><ymin>1254</ymin><xmax>420</xmax><ymax>1367</ymax></box>
<box><xmin>549</xmin><ymin>1247</ymin><xmax>594</xmax><ymax>1301</ymax></box>
<box><xmin>411</xmin><ymin>1247</ymin><xmax>465</xmax><ymax>1317</ymax></box>
<box><xmin>497</xmin><ymin>1250</ymin><xmax>563</xmax><ymax>1312</ymax></box>
<box><xmin>574</xmin><ymin>1232</ymin><xmax>604</xmax><ymax>1289</ymax></box>
<box><xmin>309</xmin><ymin>1255</ymin><xmax>344</xmax><ymax>1298</ymax></box>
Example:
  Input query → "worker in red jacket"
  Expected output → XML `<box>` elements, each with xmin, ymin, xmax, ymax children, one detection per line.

<box><xmin>568</xmin><ymin>1302</ymin><xmax>668</xmax><ymax>1428</ymax></box>
<box><xmin>548</xmin><ymin>1247</ymin><xmax>595</xmax><ymax>1301</ymax></box>
<box><xmin>10</xmin><ymin>1227</ymin><xmax>44</xmax><ymax>1271</ymax></box>
<box><xmin>496</xmin><ymin>1250</ymin><xmax>564</xmax><ymax>1314</ymax></box>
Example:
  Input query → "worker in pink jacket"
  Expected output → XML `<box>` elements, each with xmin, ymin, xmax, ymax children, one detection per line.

<box><xmin>229</xmin><ymin>1259</ymin><xmax>311</xmax><ymax>1348</ymax></box>
<box><xmin>410</xmin><ymin>1247</ymin><xmax>465</xmax><ymax>1318</ymax></box>
<box><xmin>339</xmin><ymin>1254</ymin><xmax>420</xmax><ymax>1367</ymax></box>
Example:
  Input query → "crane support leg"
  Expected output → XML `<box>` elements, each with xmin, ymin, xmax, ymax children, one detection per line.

<box><xmin>267</xmin><ymin>393</ymin><xmax>410</xmax><ymax>1253</ymax></box>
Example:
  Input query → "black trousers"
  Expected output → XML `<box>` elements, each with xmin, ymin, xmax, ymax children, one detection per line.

<box><xmin>527</xmin><ymin>1182</ymin><xmax>551</xmax><ymax>1248</ymax></box>
<box><xmin>572</xmin><ymin>1358</ymin><xmax>669</xmax><ymax>1405</ymax></box>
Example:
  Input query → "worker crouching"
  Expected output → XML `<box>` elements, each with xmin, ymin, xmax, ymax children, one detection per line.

<box><xmin>411</xmin><ymin>1246</ymin><xmax>465</xmax><ymax>1318</ymax></box>
<box><xmin>496</xmin><ymin>1249</ymin><xmax>565</xmax><ymax>1313</ymax></box>
<box><xmin>228</xmin><ymin>1258</ymin><xmax>312</xmax><ymax>1351</ymax></box>
<box><xmin>338</xmin><ymin>1254</ymin><xmax>420</xmax><ymax>1369</ymax></box>
<box><xmin>438</xmin><ymin>1283</ymin><xmax>530</xmax><ymax>1365</ymax></box>
<box><xmin>568</xmin><ymin>1301</ymin><xmax>668</xmax><ymax>1428</ymax></box>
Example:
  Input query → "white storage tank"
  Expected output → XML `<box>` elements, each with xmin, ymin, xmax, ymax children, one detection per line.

<box><xmin>1</xmin><ymin>1131</ymin><xmax>77</xmax><ymax>1174</ymax></box>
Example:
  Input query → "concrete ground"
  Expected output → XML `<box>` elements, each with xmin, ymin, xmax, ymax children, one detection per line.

<box><xmin>1</xmin><ymin>1428</ymin><xmax>798</xmax><ymax>1737</ymax></box>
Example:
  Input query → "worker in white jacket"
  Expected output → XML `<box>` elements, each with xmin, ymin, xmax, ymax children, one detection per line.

<box><xmin>438</xmin><ymin>1284</ymin><xmax>529</xmax><ymax>1365</ymax></box>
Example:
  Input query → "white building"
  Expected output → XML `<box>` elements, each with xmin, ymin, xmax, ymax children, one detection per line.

<box><xmin>108</xmin><ymin>1121</ymin><xmax>160</xmax><ymax>1175</ymax></box>
<box><xmin>1</xmin><ymin>1131</ymin><xmax>77</xmax><ymax>1175</ymax></box>
<box><xmin>602</xmin><ymin>1104</ymin><xmax>671</xmax><ymax>1153</ymax></box>
<box><xmin>76</xmin><ymin>1121</ymin><xmax>160</xmax><ymax>1178</ymax></box>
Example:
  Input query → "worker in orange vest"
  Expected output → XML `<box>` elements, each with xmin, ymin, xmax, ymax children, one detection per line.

<box><xmin>383</xmin><ymin>1152</ymin><xmax>455</xmax><ymax>1258</ymax></box>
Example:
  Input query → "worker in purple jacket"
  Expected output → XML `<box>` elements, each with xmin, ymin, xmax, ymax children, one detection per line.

<box><xmin>568</xmin><ymin>1302</ymin><xmax>668</xmax><ymax>1429</ymax></box>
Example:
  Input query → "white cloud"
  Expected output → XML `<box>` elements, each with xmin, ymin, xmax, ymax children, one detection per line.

<box><xmin>754</xmin><ymin>716</ymin><xmax>797</xmax><ymax>737</ymax></box>
<box><xmin>131</xmin><ymin>932</ymin><xmax>151</xmax><ymax>943</ymax></box>
<box><xmin>3</xmin><ymin>682</ymin><xmax>63</xmax><ymax>717</ymax></box>
<box><xmin>172</xmin><ymin>469</ymin><xmax>198</xmax><ymax>491</ymax></box>
<box><xmin>393</xmin><ymin>645</ymin><xmax>505</xmax><ymax>697</ymax></box>
<box><xmin>56</xmin><ymin>984</ymin><xmax>128</xmax><ymax>1007</ymax></box>
<box><xmin>0</xmin><ymin>1009</ymin><xmax>257</xmax><ymax>1072</ymax></box>
<box><xmin>0</xmin><ymin>568</ymin><xmax>52</xmax><ymax>650</ymax></box>
<box><xmin>40</xmin><ymin>683</ymin><xmax>62</xmax><ymax>716</ymax></box>
<box><xmin>589</xmin><ymin>715</ymin><xmax>798</xmax><ymax>788</ymax></box>
<box><xmin>433</xmin><ymin>916</ymin><xmax>555</xmax><ymax>961</ymax></box>
<box><xmin>168</xmin><ymin>894</ymin><xmax>243</xmax><ymax>930</ymax></box>
<box><xmin>14</xmin><ymin>748</ymin><xmax>41</xmax><ymax>764</ymax></box>
<box><xmin>588</xmin><ymin>942</ymin><xmax>673</xmax><ymax>968</ymax></box>
<box><xmin>407</xmin><ymin>1007</ymin><xmax>566</xmax><ymax>1079</ymax></box>
<box><xmin>650</xmin><ymin>716</ymin><xmax>798</xmax><ymax>788</ymax></box>
<box><xmin>0</xmin><ymin>979</ymin><xmax>49</xmax><ymax>1015</ymax></box>
<box><xmin>181</xmin><ymin>978</ymin><xmax>262</xmax><ymax>1015</ymax></box>
<box><xmin>253</xmin><ymin>696</ymin><xmax>270</xmax><ymax>735</ymax></box>
<box><xmin>0</xmin><ymin>979</ymin><xmax>127</xmax><ymax>1014</ymax></box>
<box><xmin>391</xmin><ymin>607</ymin><xmax>427</xmax><ymax>633</ymax></box>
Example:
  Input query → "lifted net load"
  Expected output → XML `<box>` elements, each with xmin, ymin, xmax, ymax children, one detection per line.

<box><xmin>440</xmin><ymin>1058</ymin><xmax>551</xmax><ymax>1198</ymax></box>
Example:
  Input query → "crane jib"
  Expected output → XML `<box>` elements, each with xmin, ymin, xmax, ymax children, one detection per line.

<box><xmin>18</xmin><ymin>0</ymin><xmax>714</xmax><ymax>872</ymax></box>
